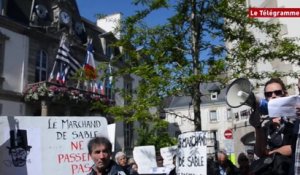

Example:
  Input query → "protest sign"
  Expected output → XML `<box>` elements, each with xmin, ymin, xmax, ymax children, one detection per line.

<box><xmin>160</xmin><ymin>145</ymin><xmax>177</xmax><ymax>167</ymax></box>
<box><xmin>177</xmin><ymin>131</ymin><xmax>207</xmax><ymax>175</ymax></box>
<box><xmin>133</xmin><ymin>145</ymin><xmax>157</xmax><ymax>174</ymax></box>
<box><xmin>108</xmin><ymin>123</ymin><xmax>116</xmax><ymax>151</ymax></box>
<box><xmin>0</xmin><ymin>116</ymin><xmax>108</xmax><ymax>175</ymax></box>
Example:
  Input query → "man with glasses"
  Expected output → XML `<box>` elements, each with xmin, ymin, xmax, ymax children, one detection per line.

<box><xmin>250</xmin><ymin>78</ymin><xmax>294</xmax><ymax>174</ymax></box>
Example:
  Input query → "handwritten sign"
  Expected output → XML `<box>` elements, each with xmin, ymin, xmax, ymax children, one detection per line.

<box><xmin>176</xmin><ymin>131</ymin><xmax>207</xmax><ymax>175</ymax></box>
<box><xmin>0</xmin><ymin>116</ymin><xmax>108</xmax><ymax>175</ymax></box>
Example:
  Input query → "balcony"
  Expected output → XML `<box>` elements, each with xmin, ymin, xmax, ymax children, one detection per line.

<box><xmin>23</xmin><ymin>81</ymin><xmax>114</xmax><ymax>116</ymax></box>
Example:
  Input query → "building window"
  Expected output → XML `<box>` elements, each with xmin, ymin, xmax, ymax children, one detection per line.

<box><xmin>105</xmin><ymin>82</ymin><xmax>113</xmax><ymax>100</ymax></box>
<box><xmin>0</xmin><ymin>103</ymin><xmax>2</xmax><ymax>115</ymax></box>
<box><xmin>235</xmin><ymin>112</ymin><xmax>240</xmax><ymax>121</ymax></box>
<box><xmin>35</xmin><ymin>50</ymin><xmax>48</xmax><ymax>82</ymax></box>
<box><xmin>104</xmin><ymin>63</ymin><xmax>114</xmax><ymax>100</ymax></box>
<box><xmin>209</xmin><ymin>110</ymin><xmax>217</xmax><ymax>122</ymax></box>
<box><xmin>0</xmin><ymin>41</ymin><xmax>4</xmax><ymax>87</ymax></box>
<box><xmin>240</xmin><ymin>110</ymin><xmax>250</xmax><ymax>120</ymax></box>
<box><xmin>124</xmin><ymin>122</ymin><xmax>133</xmax><ymax>149</ymax></box>
<box><xmin>124</xmin><ymin>79</ymin><xmax>132</xmax><ymax>105</ymax></box>
<box><xmin>0</xmin><ymin>0</ymin><xmax>2</xmax><ymax>15</ymax></box>
<box><xmin>227</xmin><ymin>108</ymin><xmax>232</xmax><ymax>121</ymax></box>
<box><xmin>0</xmin><ymin>31</ymin><xmax>9</xmax><ymax>88</ymax></box>
<box><xmin>211</xmin><ymin>92</ymin><xmax>218</xmax><ymax>100</ymax></box>
<box><xmin>106</xmin><ymin>46</ymin><xmax>112</xmax><ymax>57</ymax></box>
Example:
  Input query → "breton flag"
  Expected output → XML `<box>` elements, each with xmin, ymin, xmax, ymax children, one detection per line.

<box><xmin>48</xmin><ymin>34</ymin><xmax>81</xmax><ymax>84</ymax></box>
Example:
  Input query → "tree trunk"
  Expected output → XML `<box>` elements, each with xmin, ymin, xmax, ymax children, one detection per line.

<box><xmin>191</xmin><ymin>0</ymin><xmax>201</xmax><ymax>130</ymax></box>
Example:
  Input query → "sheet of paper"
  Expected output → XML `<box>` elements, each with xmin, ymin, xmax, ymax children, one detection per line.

<box><xmin>268</xmin><ymin>95</ymin><xmax>300</xmax><ymax>118</ymax></box>
<box><xmin>160</xmin><ymin>145</ymin><xmax>177</xmax><ymax>167</ymax></box>
<box><xmin>133</xmin><ymin>145</ymin><xmax>157</xmax><ymax>174</ymax></box>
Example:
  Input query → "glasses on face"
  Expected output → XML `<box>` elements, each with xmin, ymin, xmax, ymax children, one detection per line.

<box><xmin>264</xmin><ymin>90</ymin><xmax>284</xmax><ymax>98</ymax></box>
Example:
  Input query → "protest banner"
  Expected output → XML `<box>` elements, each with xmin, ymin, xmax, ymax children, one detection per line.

<box><xmin>0</xmin><ymin>116</ymin><xmax>108</xmax><ymax>175</ymax></box>
<box><xmin>177</xmin><ymin>131</ymin><xmax>207</xmax><ymax>175</ymax></box>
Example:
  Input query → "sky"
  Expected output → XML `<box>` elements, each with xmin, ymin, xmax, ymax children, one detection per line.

<box><xmin>76</xmin><ymin>0</ymin><xmax>175</xmax><ymax>26</ymax></box>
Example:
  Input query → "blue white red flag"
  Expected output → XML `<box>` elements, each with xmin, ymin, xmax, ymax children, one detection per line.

<box><xmin>98</xmin><ymin>81</ymin><xmax>105</xmax><ymax>95</ymax></box>
<box><xmin>84</xmin><ymin>39</ymin><xmax>97</xmax><ymax>80</ymax></box>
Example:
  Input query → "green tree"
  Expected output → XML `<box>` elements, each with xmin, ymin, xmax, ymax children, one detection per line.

<box><xmin>99</xmin><ymin>0</ymin><xmax>300</xmax><ymax>144</ymax></box>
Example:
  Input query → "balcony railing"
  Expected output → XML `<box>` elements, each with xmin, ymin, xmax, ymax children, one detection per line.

<box><xmin>23</xmin><ymin>81</ymin><xmax>114</xmax><ymax>105</ymax></box>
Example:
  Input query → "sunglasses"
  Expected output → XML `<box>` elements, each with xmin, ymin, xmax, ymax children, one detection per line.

<box><xmin>264</xmin><ymin>90</ymin><xmax>284</xmax><ymax>98</ymax></box>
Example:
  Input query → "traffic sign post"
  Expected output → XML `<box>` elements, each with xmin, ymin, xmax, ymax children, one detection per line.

<box><xmin>224</xmin><ymin>129</ymin><xmax>233</xmax><ymax>139</ymax></box>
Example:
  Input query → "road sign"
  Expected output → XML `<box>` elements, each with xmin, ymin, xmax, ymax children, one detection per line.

<box><xmin>224</xmin><ymin>129</ymin><xmax>233</xmax><ymax>139</ymax></box>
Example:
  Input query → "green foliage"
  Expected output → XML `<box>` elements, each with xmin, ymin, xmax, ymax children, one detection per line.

<box><xmin>97</xmin><ymin>0</ymin><xmax>300</xmax><ymax>144</ymax></box>
<box><xmin>136</xmin><ymin>119</ymin><xmax>178</xmax><ymax>149</ymax></box>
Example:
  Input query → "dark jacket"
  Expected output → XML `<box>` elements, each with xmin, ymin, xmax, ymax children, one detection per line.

<box><xmin>87</xmin><ymin>160</ymin><xmax>126</xmax><ymax>175</ymax></box>
<box><xmin>208</xmin><ymin>159</ymin><xmax>240</xmax><ymax>175</ymax></box>
<box><xmin>264</xmin><ymin>119</ymin><xmax>294</xmax><ymax>150</ymax></box>
<box><xmin>250</xmin><ymin>119</ymin><xmax>294</xmax><ymax>175</ymax></box>
<box><xmin>120</xmin><ymin>165</ymin><xmax>131</xmax><ymax>175</ymax></box>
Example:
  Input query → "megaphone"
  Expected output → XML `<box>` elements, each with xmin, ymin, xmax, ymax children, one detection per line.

<box><xmin>225</xmin><ymin>78</ymin><xmax>269</xmax><ymax>115</ymax></box>
<box><xmin>226</xmin><ymin>78</ymin><xmax>256</xmax><ymax>108</ymax></box>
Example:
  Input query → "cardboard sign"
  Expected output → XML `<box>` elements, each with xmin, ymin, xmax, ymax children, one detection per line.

<box><xmin>177</xmin><ymin>131</ymin><xmax>207</xmax><ymax>175</ymax></box>
<box><xmin>0</xmin><ymin>116</ymin><xmax>108</xmax><ymax>175</ymax></box>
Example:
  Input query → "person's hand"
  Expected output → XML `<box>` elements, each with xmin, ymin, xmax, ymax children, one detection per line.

<box><xmin>268</xmin><ymin>149</ymin><xmax>275</xmax><ymax>155</ymax></box>
<box><xmin>249</xmin><ymin>109</ymin><xmax>261</xmax><ymax>128</ymax></box>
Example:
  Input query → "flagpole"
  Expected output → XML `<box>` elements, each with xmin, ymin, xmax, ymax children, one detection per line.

<box><xmin>76</xmin><ymin>70</ymin><xmax>82</xmax><ymax>89</ymax></box>
<box><xmin>48</xmin><ymin>60</ymin><xmax>57</xmax><ymax>82</ymax></box>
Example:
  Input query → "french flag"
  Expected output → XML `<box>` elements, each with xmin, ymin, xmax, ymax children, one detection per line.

<box><xmin>56</xmin><ymin>66</ymin><xmax>67</xmax><ymax>84</ymax></box>
<box><xmin>84</xmin><ymin>39</ymin><xmax>97</xmax><ymax>80</ymax></box>
<box><xmin>98</xmin><ymin>81</ymin><xmax>105</xmax><ymax>95</ymax></box>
